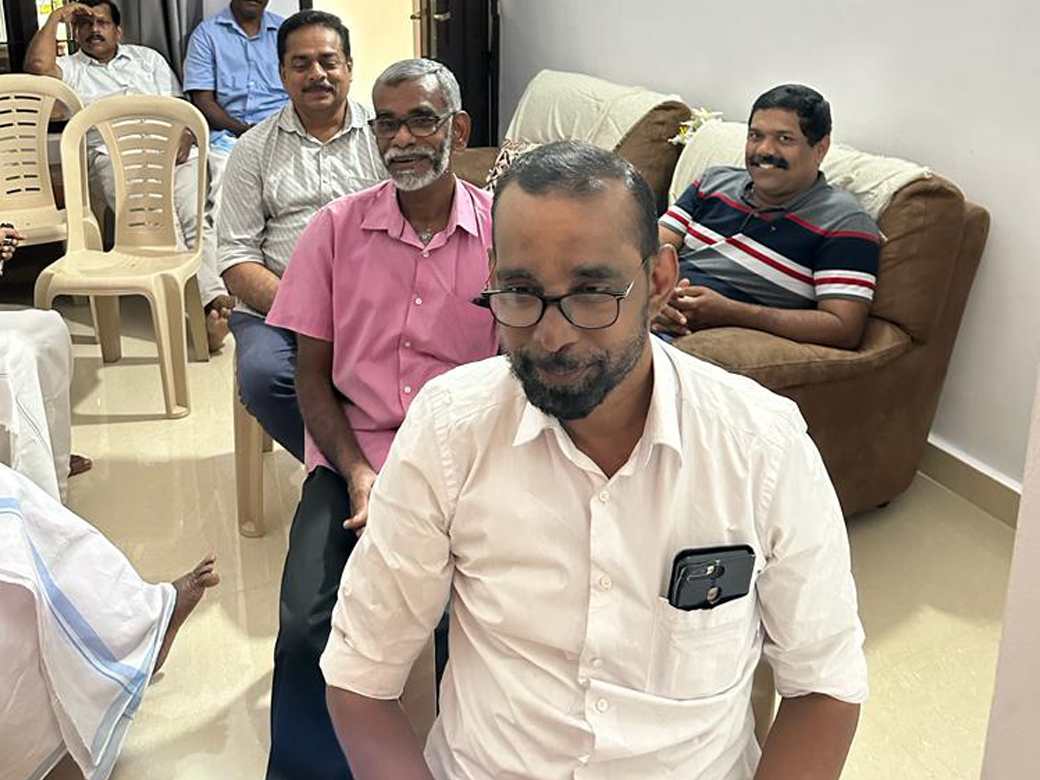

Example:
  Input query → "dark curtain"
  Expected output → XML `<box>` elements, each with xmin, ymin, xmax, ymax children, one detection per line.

<box><xmin>119</xmin><ymin>0</ymin><xmax>204</xmax><ymax>78</ymax></box>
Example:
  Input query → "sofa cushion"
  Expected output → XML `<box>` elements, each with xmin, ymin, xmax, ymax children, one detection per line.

<box><xmin>615</xmin><ymin>100</ymin><xmax>690</xmax><ymax>213</ymax></box>
<box><xmin>485</xmin><ymin>139</ymin><xmax>541</xmax><ymax>191</ymax></box>
<box><xmin>673</xmin><ymin>317</ymin><xmax>912</xmax><ymax>390</ymax></box>
<box><xmin>504</xmin><ymin>69</ymin><xmax>686</xmax><ymax>151</ymax></box>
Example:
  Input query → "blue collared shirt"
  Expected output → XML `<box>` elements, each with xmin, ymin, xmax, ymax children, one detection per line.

<box><xmin>183</xmin><ymin>5</ymin><xmax>288</xmax><ymax>146</ymax></box>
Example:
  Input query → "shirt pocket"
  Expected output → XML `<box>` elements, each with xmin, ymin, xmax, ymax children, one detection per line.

<box><xmin>645</xmin><ymin>594</ymin><xmax>757</xmax><ymax>700</ymax></box>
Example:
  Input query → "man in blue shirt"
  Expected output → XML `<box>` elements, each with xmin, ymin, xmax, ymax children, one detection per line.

<box><xmin>183</xmin><ymin>0</ymin><xmax>288</xmax><ymax>185</ymax></box>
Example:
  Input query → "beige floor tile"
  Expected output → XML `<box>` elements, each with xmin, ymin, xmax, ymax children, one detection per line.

<box><xmin>28</xmin><ymin>296</ymin><xmax>1013</xmax><ymax>779</ymax></box>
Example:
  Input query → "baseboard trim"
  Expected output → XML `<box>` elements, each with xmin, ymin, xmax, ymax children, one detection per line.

<box><xmin>919</xmin><ymin>442</ymin><xmax>1022</xmax><ymax>528</ymax></box>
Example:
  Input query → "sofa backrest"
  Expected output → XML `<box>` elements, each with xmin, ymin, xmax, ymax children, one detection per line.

<box><xmin>872</xmin><ymin>175</ymin><xmax>966</xmax><ymax>342</ymax></box>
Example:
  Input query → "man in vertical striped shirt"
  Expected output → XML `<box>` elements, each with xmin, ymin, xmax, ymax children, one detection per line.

<box><xmin>656</xmin><ymin>85</ymin><xmax>879</xmax><ymax>350</ymax></box>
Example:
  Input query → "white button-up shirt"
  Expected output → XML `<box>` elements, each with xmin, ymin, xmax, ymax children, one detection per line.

<box><xmin>216</xmin><ymin>100</ymin><xmax>386</xmax><ymax>317</ymax></box>
<box><xmin>57</xmin><ymin>45</ymin><xmax>182</xmax><ymax>153</ymax></box>
<box><xmin>320</xmin><ymin>338</ymin><xmax>868</xmax><ymax>780</ymax></box>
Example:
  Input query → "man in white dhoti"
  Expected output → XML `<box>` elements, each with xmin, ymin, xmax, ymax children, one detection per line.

<box><xmin>0</xmin><ymin>462</ymin><xmax>219</xmax><ymax>780</ymax></box>
<box><xmin>0</xmin><ymin>223</ymin><xmax>91</xmax><ymax>502</ymax></box>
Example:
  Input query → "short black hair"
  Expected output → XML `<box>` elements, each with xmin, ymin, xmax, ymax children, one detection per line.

<box><xmin>277</xmin><ymin>10</ymin><xmax>350</xmax><ymax>65</ymax></box>
<box><xmin>492</xmin><ymin>141</ymin><xmax>659</xmax><ymax>262</ymax></box>
<box><xmin>750</xmin><ymin>84</ymin><xmax>831</xmax><ymax>146</ymax></box>
<box><xmin>82</xmin><ymin>0</ymin><xmax>120</xmax><ymax>27</ymax></box>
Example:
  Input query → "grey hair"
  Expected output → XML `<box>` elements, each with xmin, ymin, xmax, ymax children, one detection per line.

<box><xmin>373</xmin><ymin>58</ymin><xmax>462</xmax><ymax>113</ymax></box>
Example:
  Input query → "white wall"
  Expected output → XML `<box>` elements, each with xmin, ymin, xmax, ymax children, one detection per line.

<box><xmin>499</xmin><ymin>0</ymin><xmax>1040</xmax><ymax>486</ymax></box>
<box><xmin>982</xmin><ymin>365</ymin><xmax>1040</xmax><ymax>776</ymax></box>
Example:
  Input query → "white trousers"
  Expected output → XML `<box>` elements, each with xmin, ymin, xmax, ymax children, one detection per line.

<box><xmin>0</xmin><ymin>463</ymin><xmax>174</xmax><ymax>780</ymax></box>
<box><xmin>0</xmin><ymin>309</ymin><xmax>72</xmax><ymax>502</ymax></box>
<box><xmin>89</xmin><ymin>150</ymin><xmax>227</xmax><ymax>307</ymax></box>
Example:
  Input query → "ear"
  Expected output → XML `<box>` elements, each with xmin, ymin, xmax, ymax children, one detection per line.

<box><xmin>487</xmin><ymin>248</ymin><xmax>497</xmax><ymax>279</ymax></box>
<box><xmin>450</xmin><ymin>110</ymin><xmax>472</xmax><ymax>151</ymax></box>
<box><xmin>115</xmin><ymin>25</ymin><xmax>123</xmax><ymax>43</ymax></box>
<box><xmin>814</xmin><ymin>133</ymin><xmax>831</xmax><ymax>165</ymax></box>
<box><xmin>279</xmin><ymin>61</ymin><xmax>288</xmax><ymax>88</ymax></box>
<box><xmin>345</xmin><ymin>57</ymin><xmax>353</xmax><ymax>75</ymax></box>
<box><xmin>646</xmin><ymin>244</ymin><xmax>679</xmax><ymax>321</ymax></box>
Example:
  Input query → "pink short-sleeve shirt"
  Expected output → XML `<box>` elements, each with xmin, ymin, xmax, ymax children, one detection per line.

<box><xmin>266</xmin><ymin>177</ymin><xmax>499</xmax><ymax>472</ymax></box>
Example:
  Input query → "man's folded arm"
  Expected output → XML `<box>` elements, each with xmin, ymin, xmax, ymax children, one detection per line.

<box><xmin>321</xmin><ymin>388</ymin><xmax>456</xmax><ymax>778</ymax></box>
<box><xmin>753</xmin><ymin>413</ymin><xmax>868</xmax><ymax>780</ymax></box>
<box><xmin>217</xmin><ymin>144</ymin><xmax>279</xmax><ymax>313</ymax></box>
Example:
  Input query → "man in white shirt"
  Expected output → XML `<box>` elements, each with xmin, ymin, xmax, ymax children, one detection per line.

<box><xmin>25</xmin><ymin>0</ymin><xmax>234</xmax><ymax>353</ymax></box>
<box><xmin>321</xmin><ymin>141</ymin><xmax>868</xmax><ymax>780</ymax></box>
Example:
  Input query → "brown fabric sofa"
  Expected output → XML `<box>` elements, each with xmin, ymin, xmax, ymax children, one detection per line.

<box><xmin>454</xmin><ymin>94</ymin><xmax>987</xmax><ymax>518</ymax></box>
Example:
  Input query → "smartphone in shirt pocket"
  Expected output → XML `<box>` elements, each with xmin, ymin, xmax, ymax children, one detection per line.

<box><xmin>646</xmin><ymin>545</ymin><xmax>759</xmax><ymax>699</ymax></box>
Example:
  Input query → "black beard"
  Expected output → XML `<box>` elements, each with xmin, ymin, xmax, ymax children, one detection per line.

<box><xmin>507</xmin><ymin>324</ymin><xmax>647</xmax><ymax>421</ymax></box>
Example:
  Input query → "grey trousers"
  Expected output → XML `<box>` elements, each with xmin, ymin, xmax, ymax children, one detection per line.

<box><xmin>88</xmin><ymin>149</ymin><xmax>227</xmax><ymax>307</ymax></box>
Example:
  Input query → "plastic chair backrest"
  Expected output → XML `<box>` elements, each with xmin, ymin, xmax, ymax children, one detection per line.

<box><xmin>0</xmin><ymin>74</ymin><xmax>85</xmax><ymax>214</ymax></box>
<box><xmin>60</xmin><ymin>95</ymin><xmax>208</xmax><ymax>252</ymax></box>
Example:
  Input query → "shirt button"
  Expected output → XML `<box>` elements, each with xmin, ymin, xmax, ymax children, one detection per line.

<box><xmin>422</xmin><ymin>250</ymin><xmax>429</xmax><ymax>257</ymax></box>
<box><xmin>403</xmin><ymin>385</ymin><xmax>412</xmax><ymax>394</ymax></box>
<box><xmin>595</xmin><ymin>698</ymin><xmax>609</xmax><ymax>713</ymax></box>
<box><xmin>414</xmin><ymin>296</ymin><xmax>423</xmax><ymax>305</ymax></box>
<box><xmin>598</xmin><ymin>575</ymin><xmax>612</xmax><ymax>591</ymax></box>
<box><xmin>591</xmin><ymin>657</ymin><xmax>603</xmax><ymax>669</ymax></box>
<box><xmin>403</xmin><ymin>340</ymin><xmax>412</xmax><ymax>348</ymax></box>
<box><xmin>598</xmin><ymin>490</ymin><xmax>610</xmax><ymax>503</ymax></box>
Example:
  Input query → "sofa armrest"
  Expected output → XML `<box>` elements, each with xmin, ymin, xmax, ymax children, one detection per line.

<box><xmin>452</xmin><ymin>146</ymin><xmax>500</xmax><ymax>188</ymax></box>
<box><xmin>672</xmin><ymin>317</ymin><xmax>913</xmax><ymax>390</ymax></box>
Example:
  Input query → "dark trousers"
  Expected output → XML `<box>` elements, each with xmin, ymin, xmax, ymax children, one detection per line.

<box><xmin>267</xmin><ymin>467</ymin><xmax>358</xmax><ymax>780</ymax></box>
<box><xmin>229</xmin><ymin>310</ymin><xmax>305</xmax><ymax>463</ymax></box>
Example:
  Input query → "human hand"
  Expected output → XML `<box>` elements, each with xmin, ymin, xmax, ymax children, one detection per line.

<box><xmin>176</xmin><ymin>129</ymin><xmax>195</xmax><ymax>165</ymax></box>
<box><xmin>0</xmin><ymin>224</ymin><xmax>26</xmax><ymax>263</ymax></box>
<box><xmin>651</xmin><ymin>278</ymin><xmax>692</xmax><ymax>336</ymax></box>
<box><xmin>53</xmin><ymin>2</ymin><xmax>92</xmax><ymax>24</ymax></box>
<box><xmin>667</xmin><ymin>285</ymin><xmax>736</xmax><ymax>331</ymax></box>
<box><xmin>343</xmin><ymin>464</ymin><xmax>378</xmax><ymax>536</ymax></box>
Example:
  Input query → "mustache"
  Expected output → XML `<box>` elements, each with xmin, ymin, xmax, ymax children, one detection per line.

<box><xmin>516</xmin><ymin>349</ymin><xmax>588</xmax><ymax>373</ymax></box>
<box><xmin>87</xmin><ymin>34</ymin><xmax>104</xmax><ymax>42</ymax></box>
<box><xmin>749</xmin><ymin>154</ymin><xmax>789</xmax><ymax>169</ymax></box>
<box><xmin>302</xmin><ymin>82</ymin><xmax>333</xmax><ymax>93</ymax></box>
<box><xmin>383</xmin><ymin>146</ymin><xmax>436</xmax><ymax>163</ymax></box>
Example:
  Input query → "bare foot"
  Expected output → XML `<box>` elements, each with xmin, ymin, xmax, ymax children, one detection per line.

<box><xmin>205</xmin><ymin>295</ymin><xmax>235</xmax><ymax>353</ymax></box>
<box><xmin>69</xmin><ymin>454</ymin><xmax>92</xmax><ymax>476</ymax></box>
<box><xmin>154</xmin><ymin>555</ymin><xmax>220</xmax><ymax>672</ymax></box>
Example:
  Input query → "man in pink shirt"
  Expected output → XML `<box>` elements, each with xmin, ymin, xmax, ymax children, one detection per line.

<box><xmin>263</xmin><ymin>58</ymin><xmax>498</xmax><ymax>780</ymax></box>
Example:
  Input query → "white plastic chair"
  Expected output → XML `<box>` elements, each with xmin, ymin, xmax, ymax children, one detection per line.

<box><xmin>34</xmin><ymin>95</ymin><xmax>210</xmax><ymax>418</ymax></box>
<box><xmin>0</xmin><ymin>73</ymin><xmax>102</xmax><ymax>249</ymax></box>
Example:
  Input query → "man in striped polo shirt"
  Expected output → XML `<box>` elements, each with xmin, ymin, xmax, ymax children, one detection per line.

<box><xmin>656</xmin><ymin>84</ymin><xmax>879</xmax><ymax>350</ymax></box>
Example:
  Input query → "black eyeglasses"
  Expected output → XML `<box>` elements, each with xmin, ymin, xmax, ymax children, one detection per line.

<box><xmin>368</xmin><ymin>112</ymin><xmax>454</xmax><ymax>139</ymax></box>
<box><xmin>477</xmin><ymin>257</ymin><xmax>652</xmax><ymax>330</ymax></box>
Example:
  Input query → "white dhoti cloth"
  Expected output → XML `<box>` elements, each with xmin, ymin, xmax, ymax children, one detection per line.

<box><xmin>0</xmin><ymin>463</ymin><xmax>175</xmax><ymax>780</ymax></box>
<box><xmin>0</xmin><ymin>309</ymin><xmax>73</xmax><ymax>502</ymax></box>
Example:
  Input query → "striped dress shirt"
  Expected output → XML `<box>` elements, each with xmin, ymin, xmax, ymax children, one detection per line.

<box><xmin>216</xmin><ymin>99</ymin><xmax>387</xmax><ymax>317</ymax></box>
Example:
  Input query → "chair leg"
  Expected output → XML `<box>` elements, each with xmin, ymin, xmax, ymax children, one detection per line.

<box><xmin>185</xmin><ymin>275</ymin><xmax>210</xmax><ymax>363</ymax></box>
<box><xmin>89</xmin><ymin>295</ymin><xmax>123</xmax><ymax>363</ymax></box>
<box><xmin>33</xmin><ymin>270</ymin><xmax>53</xmax><ymax>310</ymax></box>
<box><xmin>233</xmin><ymin>375</ymin><xmax>266</xmax><ymax>537</ymax></box>
<box><xmin>148</xmin><ymin>278</ymin><xmax>191</xmax><ymax>418</ymax></box>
